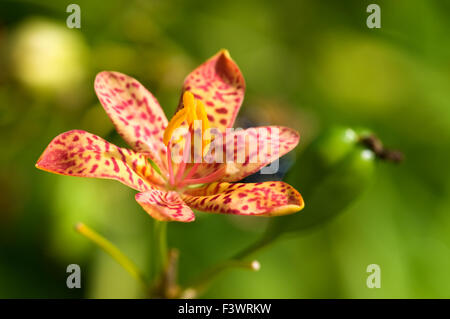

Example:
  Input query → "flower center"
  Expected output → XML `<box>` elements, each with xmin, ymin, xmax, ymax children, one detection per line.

<box><xmin>163</xmin><ymin>91</ymin><xmax>210</xmax><ymax>148</ymax></box>
<box><xmin>163</xmin><ymin>91</ymin><xmax>224</xmax><ymax>188</ymax></box>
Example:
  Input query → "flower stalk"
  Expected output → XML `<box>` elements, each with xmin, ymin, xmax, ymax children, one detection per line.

<box><xmin>151</xmin><ymin>220</ymin><xmax>168</xmax><ymax>282</ymax></box>
<box><xmin>75</xmin><ymin>223</ymin><xmax>148</xmax><ymax>290</ymax></box>
<box><xmin>181</xmin><ymin>258</ymin><xmax>261</xmax><ymax>299</ymax></box>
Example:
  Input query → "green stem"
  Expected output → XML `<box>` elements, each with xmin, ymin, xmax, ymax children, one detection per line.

<box><xmin>182</xmin><ymin>259</ymin><xmax>260</xmax><ymax>298</ymax></box>
<box><xmin>232</xmin><ymin>233</ymin><xmax>277</xmax><ymax>260</ymax></box>
<box><xmin>75</xmin><ymin>222</ymin><xmax>148</xmax><ymax>290</ymax></box>
<box><xmin>182</xmin><ymin>233</ymin><xmax>277</xmax><ymax>298</ymax></box>
<box><xmin>151</xmin><ymin>220</ymin><xmax>168</xmax><ymax>281</ymax></box>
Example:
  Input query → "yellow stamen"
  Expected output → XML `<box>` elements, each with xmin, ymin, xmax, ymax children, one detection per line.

<box><xmin>163</xmin><ymin>108</ymin><xmax>186</xmax><ymax>146</ymax></box>
<box><xmin>196</xmin><ymin>100</ymin><xmax>210</xmax><ymax>132</ymax></box>
<box><xmin>184</xmin><ymin>91</ymin><xmax>197</xmax><ymax>124</ymax></box>
<box><xmin>195</xmin><ymin>100</ymin><xmax>211</xmax><ymax>153</ymax></box>
<box><xmin>163</xmin><ymin>91</ymin><xmax>212</xmax><ymax>155</ymax></box>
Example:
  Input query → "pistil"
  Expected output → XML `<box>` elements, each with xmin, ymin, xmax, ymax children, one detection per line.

<box><xmin>178</xmin><ymin>166</ymin><xmax>226</xmax><ymax>187</ymax></box>
<box><xmin>174</xmin><ymin>132</ymin><xmax>192</xmax><ymax>185</ymax></box>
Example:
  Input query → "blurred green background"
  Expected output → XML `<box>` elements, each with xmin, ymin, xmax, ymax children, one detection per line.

<box><xmin>1</xmin><ymin>0</ymin><xmax>450</xmax><ymax>298</ymax></box>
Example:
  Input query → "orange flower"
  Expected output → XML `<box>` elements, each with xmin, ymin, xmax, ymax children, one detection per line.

<box><xmin>36</xmin><ymin>50</ymin><xmax>304</xmax><ymax>222</ymax></box>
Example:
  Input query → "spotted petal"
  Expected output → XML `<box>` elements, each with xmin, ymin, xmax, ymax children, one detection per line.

<box><xmin>36</xmin><ymin>130</ymin><xmax>164</xmax><ymax>192</ymax></box>
<box><xmin>220</xmin><ymin>126</ymin><xmax>300</xmax><ymax>182</ymax></box>
<box><xmin>136</xmin><ymin>190</ymin><xmax>195</xmax><ymax>222</ymax></box>
<box><xmin>182</xmin><ymin>181</ymin><xmax>304</xmax><ymax>216</ymax></box>
<box><xmin>186</xmin><ymin>126</ymin><xmax>299</xmax><ymax>182</ymax></box>
<box><xmin>177</xmin><ymin>50</ymin><xmax>245</xmax><ymax>132</ymax></box>
<box><xmin>95</xmin><ymin>71</ymin><xmax>168</xmax><ymax>172</ymax></box>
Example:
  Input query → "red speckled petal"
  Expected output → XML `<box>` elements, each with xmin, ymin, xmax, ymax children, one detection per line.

<box><xmin>220</xmin><ymin>126</ymin><xmax>300</xmax><ymax>182</ymax></box>
<box><xmin>36</xmin><ymin>130</ymin><xmax>164</xmax><ymax>192</ymax></box>
<box><xmin>95</xmin><ymin>71</ymin><xmax>168</xmax><ymax>172</ymax></box>
<box><xmin>187</xmin><ymin>126</ymin><xmax>299</xmax><ymax>182</ymax></box>
<box><xmin>182</xmin><ymin>181</ymin><xmax>304</xmax><ymax>216</ymax></box>
<box><xmin>136</xmin><ymin>190</ymin><xmax>195</xmax><ymax>222</ymax></box>
<box><xmin>176</xmin><ymin>50</ymin><xmax>245</xmax><ymax>132</ymax></box>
